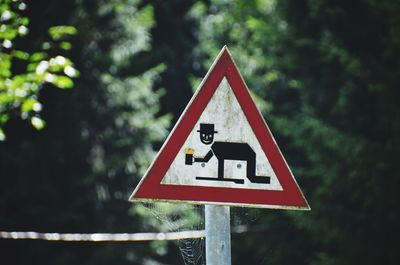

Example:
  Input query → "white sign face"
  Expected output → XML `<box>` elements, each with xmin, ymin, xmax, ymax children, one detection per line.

<box><xmin>130</xmin><ymin>46</ymin><xmax>309</xmax><ymax>210</ymax></box>
<box><xmin>161</xmin><ymin>77</ymin><xmax>283</xmax><ymax>191</ymax></box>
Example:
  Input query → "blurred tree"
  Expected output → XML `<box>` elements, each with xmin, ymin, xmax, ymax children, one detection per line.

<box><xmin>194</xmin><ymin>0</ymin><xmax>400</xmax><ymax>265</ymax></box>
<box><xmin>0</xmin><ymin>0</ymin><xmax>177</xmax><ymax>264</ymax></box>
<box><xmin>116</xmin><ymin>0</ymin><xmax>200</xmax><ymax>122</ymax></box>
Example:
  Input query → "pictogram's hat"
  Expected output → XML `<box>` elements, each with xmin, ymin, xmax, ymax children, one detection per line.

<box><xmin>197</xmin><ymin>123</ymin><xmax>218</xmax><ymax>134</ymax></box>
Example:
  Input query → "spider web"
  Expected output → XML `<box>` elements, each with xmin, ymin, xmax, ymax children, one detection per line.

<box><xmin>136</xmin><ymin>202</ymin><xmax>205</xmax><ymax>265</ymax></box>
<box><xmin>135</xmin><ymin>201</ymin><xmax>267</xmax><ymax>265</ymax></box>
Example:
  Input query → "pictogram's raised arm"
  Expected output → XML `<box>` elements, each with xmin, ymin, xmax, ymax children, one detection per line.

<box><xmin>194</xmin><ymin>150</ymin><xmax>214</xmax><ymax>163</ymax></box>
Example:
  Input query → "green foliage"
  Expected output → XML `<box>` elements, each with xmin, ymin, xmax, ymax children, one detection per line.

<box><xmin>1</xmin><ymin>0</ymin><xmax>178</xmax><ymax>264</ymax></box>
<box><xmin>0</xmin><ymin>0</ymin><xmax>78</xmax><ymax>139</ymax></box>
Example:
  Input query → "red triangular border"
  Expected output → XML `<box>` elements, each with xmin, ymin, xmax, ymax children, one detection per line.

<box><xmin>130</xmin><ymin>46</ymin><xmax>310</xmax><ymax>210</ymax></box>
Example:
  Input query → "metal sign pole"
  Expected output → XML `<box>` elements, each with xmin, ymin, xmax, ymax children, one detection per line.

<box><xmin>205</xmin><ymin>205</ymin><xmax>231</xmax><ymax>265</ymax></box>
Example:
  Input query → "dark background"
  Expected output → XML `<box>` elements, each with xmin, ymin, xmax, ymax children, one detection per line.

<box><xmin>1</xmin><ymin>0</ymin><xmax>399</xmax><ymax>264</ymax></box>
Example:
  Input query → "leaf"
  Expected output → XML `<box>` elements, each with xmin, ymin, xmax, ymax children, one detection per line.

<box><xmin>52</xmin><ymin>75</ymin><xmax>73</xmax><ymax>89</ymax></box>
<box><xmin>31</xmin><ymin>116</ymin><xmax>45</xmax><ymax>130</ymax></box>
<box><xmin>48</xmin><ymin>26</ymin><xmax>77</xmax><ymax>40</ymax></box>
<box><xmin>30</xmin><ymin>52</ymin><xmax>46</xmax><ymax>62</ymax></box>
<box><xmin>0</xmin><ymin>27</ymin><xmax>18</xmax><ymax>40</ymax></box>
<box><xmin>60</xmin><ymin>41</ymin><xmax>72</xmax><ymax>50</ymax></box>
<box><xmin>41</xmin><ymin>42</ymin><xmax>51</xmax><ymax>50</ymax></box>
<box><xmin>19</xmin><ymin>17</ymin><xmax>29</xmax><ymax>26</ymax></box>
<box><xmin>12</xmin><ymin>50</ymin><xmax>29</xmax><ymax>60</ymax></box>
<box><xmin>0</xmin><ymin>127</ymin><xmax>5</xmax><ymax>141</ymax></box>
<box><xmin>21</xmin><ymin>98</ymin><xmax>38</xmax><ymax>113</ymax></box>
<box><xmin>0</xmin><ymin>113</ymin><xmax>9</xmax><ymax>124</ymax></box>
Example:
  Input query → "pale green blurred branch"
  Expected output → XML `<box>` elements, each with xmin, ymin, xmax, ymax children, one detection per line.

<box><xmin>0</xmin><ymin>0</ymin><xmax>78</xmax><ymax>140</ymax></box>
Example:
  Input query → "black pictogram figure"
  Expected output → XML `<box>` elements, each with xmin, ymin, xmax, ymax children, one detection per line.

<box><xmin>185</xmin><ymin>123</ymin><xmax>271</xmax><ymax>184</ymax></box>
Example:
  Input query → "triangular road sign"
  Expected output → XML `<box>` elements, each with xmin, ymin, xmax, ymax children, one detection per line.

<box><xmin>129</xmin><ymin>46</ymin><xmax>310</xmax><ymax>210</ymax></box>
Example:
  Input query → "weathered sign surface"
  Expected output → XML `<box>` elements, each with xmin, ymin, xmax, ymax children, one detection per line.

<box><xmin>129</xmin><ymin>46</ymin><xmax>309</xmax><ymax>209</ymax></box>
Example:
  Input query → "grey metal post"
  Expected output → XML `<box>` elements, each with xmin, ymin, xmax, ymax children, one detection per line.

<box><xmin>205</xmin><ymin>205</ymin><xmax>231</xmax><ymax>265</ymax></box>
